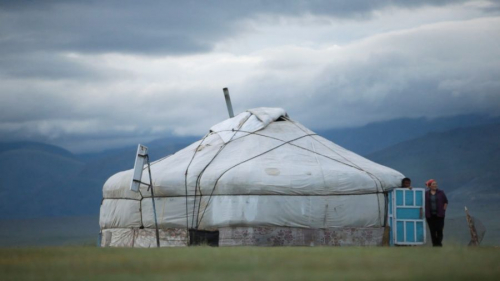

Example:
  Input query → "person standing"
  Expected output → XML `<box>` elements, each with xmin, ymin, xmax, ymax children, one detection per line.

<box><xmin>425</xmin><ymin>179</ymin><xmax>448</xmax><ymax>247</ymax></box>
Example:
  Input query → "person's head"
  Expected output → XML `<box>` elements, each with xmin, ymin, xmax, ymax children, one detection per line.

<box><xmin>426</xmin><ymin>179</ymin><xmax>438</xmax><ymax>191</ymax></box>
<box><xmin>402</xmin><ymin>178</ymin><xmax>411</xmax><ymax>188</ymax></box>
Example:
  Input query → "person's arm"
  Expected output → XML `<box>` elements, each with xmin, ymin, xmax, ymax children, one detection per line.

<box><xmin>443</xmin><ymin>192</ymin><xmax>448</xmax><ymax>210</ymax></box>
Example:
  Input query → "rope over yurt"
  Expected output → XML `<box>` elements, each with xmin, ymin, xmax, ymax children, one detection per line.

<box><xmin>99</xmin><ymin>107</ymin><xmax>405</xmax><ymax>247</ymax></box>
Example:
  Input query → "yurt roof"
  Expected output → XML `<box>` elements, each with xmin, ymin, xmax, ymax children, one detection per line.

<box><xmin>103</xmin><ymin>107</ymin><xmax>404</xmax><ymax>201</ymax></box>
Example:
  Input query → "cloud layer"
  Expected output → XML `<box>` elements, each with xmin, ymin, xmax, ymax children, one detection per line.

<box><xmin>1</xmin><ymin>0</ymin><xmax>500</xmax><ymax>152</ymax></box>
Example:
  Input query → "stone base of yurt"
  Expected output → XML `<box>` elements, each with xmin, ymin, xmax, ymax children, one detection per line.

<box><xmin>101</xmin><ymin>228</ymin><xmax>188</xmax><ymax>247</ymax></box>
<box><xmin>219</xmin><ymin>227</ymin><xmax>384</xmax><ymax>246</ymax></box>
<box><xmin>100</xmin><ymin>226</ymin><xmax>384</xmax><ymax>247</ymax></box>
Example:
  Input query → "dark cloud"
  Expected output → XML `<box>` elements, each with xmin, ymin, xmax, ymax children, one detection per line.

<box><xmin>1</xmin><ymin>0</ymin><xmax>469</xmax><ymax>56</ymax></box>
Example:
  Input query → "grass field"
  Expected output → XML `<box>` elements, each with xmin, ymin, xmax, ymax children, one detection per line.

<box><xmin>1</xmin><ymin>246</ymin><xmax>500</xmax><ymax>281</ymax></box>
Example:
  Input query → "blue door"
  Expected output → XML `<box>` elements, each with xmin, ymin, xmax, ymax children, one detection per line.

<box><xmin>388</xmin><ymin>188</ymin><xmax>426</xmax><ymax>245</ymax></box>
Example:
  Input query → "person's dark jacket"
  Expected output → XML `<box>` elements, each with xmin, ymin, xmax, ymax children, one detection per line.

<box><xmin>425</xmin><ymin>189</ymin><xmax>448</xmax><ymax>218</ymax></box>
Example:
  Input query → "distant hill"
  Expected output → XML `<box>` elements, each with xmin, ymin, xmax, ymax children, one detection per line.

<box><xmin>367</xmin><ymin>122</ymin><xmax>500</xmax><ymax>195</ymax></box>
<box><xmin>0</xmin><ymin>141</ymin><xmax>77</xmax><ymax>158</ymax></box>
<box><xmin>2</xmin><ymin>114</ymin><xmax>499</xmax><ymax>220</ymax></box>
<box><xmin>317</xmin><ymin>114</ymin><xmax>499</xmax><ymax>155</ymax></box>
<box><xmin>0</xmin><ymin>143</ymin><xmax>85</xmax><ymax>219</ymax></box>
<box><xmin>0</xmin><ymin>137</ymin><xmax>198</xmax><ymax>219</ymax></box>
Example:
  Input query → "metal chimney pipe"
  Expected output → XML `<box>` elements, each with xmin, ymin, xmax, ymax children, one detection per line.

<box><xmin>223</xmin><ymin>87</ymin><xmax>234</xmax><ymax>118</ymax></box>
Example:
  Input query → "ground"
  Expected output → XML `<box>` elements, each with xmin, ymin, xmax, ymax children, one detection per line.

<box><xmin>1</xmin><ymin>246</ymin><xmax>500</xmax><ymax>280</ymax></box>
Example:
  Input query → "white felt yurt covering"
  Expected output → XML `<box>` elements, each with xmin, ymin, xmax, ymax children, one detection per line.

<box><xmin>99</xmin><ymin>108</ymin><xmax>404</xmax><ymax>247</ymax></box>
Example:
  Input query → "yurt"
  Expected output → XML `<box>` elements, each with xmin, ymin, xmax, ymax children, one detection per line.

<box><xmin>99</xmin><ymin>108</ymin><xmax>404</xmax><ymax>247</ymax></box>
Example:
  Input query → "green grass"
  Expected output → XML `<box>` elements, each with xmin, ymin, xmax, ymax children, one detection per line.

<box><xmin>1</xmin><ymin>246</ymin><xmax>500</xmax><ymax>281</ymax></box>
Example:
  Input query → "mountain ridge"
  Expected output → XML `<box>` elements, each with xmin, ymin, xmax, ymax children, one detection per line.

<box><xmin>317</xmin><ymin>113</ymin><xmax>500</xmax><ymax>155</ymax></box>
<box><xmin>1</xmin><ymin>114</ymin><xmax>499</xmax><ymax>219</ymax></box>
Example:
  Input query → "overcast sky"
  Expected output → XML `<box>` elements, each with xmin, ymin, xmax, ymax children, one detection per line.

<box><xmin>1</xmin><ymin>0</ymin><xmax>500</xmax><ymax>153</ymax></box>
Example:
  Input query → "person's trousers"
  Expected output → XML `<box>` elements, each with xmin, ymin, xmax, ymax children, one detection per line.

<box><xmin>427</xmin><ymin>215</ymin><xmax>445</xmax><ymax>247</ymax></box>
